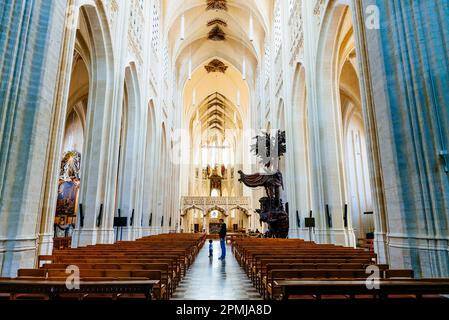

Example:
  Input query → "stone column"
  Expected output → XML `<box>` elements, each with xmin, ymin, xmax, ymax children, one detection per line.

<box><xmin>141</xmin><ymin>117</ymin><xmax>157</xmax><ymax>236</ymax></box>
<box><xmin>352</xmin><ymin>0</ymin><xmax>449</xmax><ymax>276</ymax></box>
<box><xmin>303</xmin><ymin>0</ymin><xmax>354</xmax><ymax>246</ymax></box>
<box><xmin>36</xmin><ymin>0</ymin><xmax>77</xmax><ymax>257</ymax></box>
<box><xmin>204</xmin><ymin>213</ymin><xmax>209</xmax><ymax>234</ymax></box>
<box><xmin>70</xmin><ymin>4</ymin><xmax>120</xmax><ymax>248</ymax></box>
<box><xmin>0</xmin><ymin>0</ymin><xmax>67</xmax><ymax>276</ymax></box>
<box><xmin>133</xmin><ymin>105</ymin><xmax>146</xmax><ymax>239</ymax></box>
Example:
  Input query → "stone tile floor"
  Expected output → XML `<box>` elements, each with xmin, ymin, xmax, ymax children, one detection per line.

<box><xmin>172</xmin><ymin>241</ymin><xmax>262</xmax><ymax>300</ymax></box>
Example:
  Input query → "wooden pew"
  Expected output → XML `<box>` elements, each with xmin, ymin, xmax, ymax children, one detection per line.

<box><xmin>266</xmin><ymin>269</ymin><xmax>372</xmax><ymax>300</ymax></box>
<box><xmin>232</xmin><ymin>238</ymin><xmax>434</xmax><ymax>301</ymax></box>
<box><xmin>0</xmin><ymin>279</ymin><xmax>159</xmax><ymax>301</ymax></box>
<box><xmin>256</xmin><ymin>263</ymin><xmax>384</xmax><ymax>294</ymax></box>
<box><xmin>17</xmin><ymin>268</ymin><xmax>167</xmax><ymax>300</ymax></box>
<box><xmin>8</xmin><ymin>233</ymin><xmax>206</xmax><ymax>300</ymax></box>
<box><xmin>41</xmin><ymin>258</ymin><xmax>181</xmax><ymax>285</ymax></box>
<box><xmin>42</xmin><ymin>263</ymin><xmax>173</xmax><ymax>299</ymax></box>
<box><xmin>252</xmin><ymin>259</ymin><xmax>385</xmax><ymax>290</ymax></box>
<box><xmin>275</xmin><ymin>279</ymin><xmax>449</xmax><ymax>300</ymax></box>
<box><xmin>246</xmin><ymin>253</ymin><xmax>375</xmax><ymax>279</ymax></box>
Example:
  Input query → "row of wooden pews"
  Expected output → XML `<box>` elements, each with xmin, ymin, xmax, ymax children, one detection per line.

<box><xmin>226</xmin><ymin>232</ymin><xmax>263</xmax><ymax>244</ymax></box>
<box><xmin>0</xmin><ymin>233</ymin><xmax>206</xmax><ymax>301</ymax></box>
<box><xmin>232</xmin><ymin>238</ymin><xmax>449</xmax><ymax>300</ymax></box>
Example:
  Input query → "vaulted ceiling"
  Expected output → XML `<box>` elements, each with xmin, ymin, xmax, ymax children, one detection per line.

<box><xmin>166</xmin><ymin>1</ymin><xmax>267</xmax><ymax>140</ymax></box>
<box><xmin>185</xmin><ymin>58</ymin><xmax>247</xmax><ymax>141</ymax></box>
<box><xmin>163</xmin><ymin>0</ymin><xmax>272</xmax><ymax>86</ymax></box>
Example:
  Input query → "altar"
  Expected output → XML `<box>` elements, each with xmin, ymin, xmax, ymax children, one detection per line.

<box><xmin>180</xmin><ymin>196</ymin><xmax>252</xmax><ymax>234</ymax></box>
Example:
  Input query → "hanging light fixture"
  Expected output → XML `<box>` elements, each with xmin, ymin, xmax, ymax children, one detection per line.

<box><xmin>180</xmin><ymin>14</ymin><xmax>185</xmax><ymax>40</ymax></box>
<box><xmin>241</xmin><ymin>24</ymin><xmax>247</xmax><ymax>81</ymax></box>
<box><xmin>196</xmin><ymin>109</ymin><xmax>200</xmax><ymax>126</ymax></box>
<box><xmin>194</xmin><ymin>108</ymin><xmax>201</xmax><ymax>128</ymax></box>
<box><xmin>249</xmin><ymin>13</ymin><xmax>254</xmax><ymax>42</ymax></box>
<box><xmin>188</xmin><ymin>45</ymin><xmax>192</xmax><ymax>80</ymax></box>
<box><xmin>188</xmin><ymin>58</ymin><xmax>192</xmax><ymax>80</ymax></box>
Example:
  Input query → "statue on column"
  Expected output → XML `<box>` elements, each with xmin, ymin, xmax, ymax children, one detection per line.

<box><xmin>238</xmin><ymin>130</ymin><xmax>289</xmax><ymax>238</ymax></box>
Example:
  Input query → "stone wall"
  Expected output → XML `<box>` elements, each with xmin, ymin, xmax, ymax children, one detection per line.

<box><xmin>0</xmin><ymin>0</ymin><xmax>67</xmax><ymax>277</ymax></box>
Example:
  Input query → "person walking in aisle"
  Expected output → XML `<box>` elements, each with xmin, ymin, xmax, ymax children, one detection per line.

<box><xmin>208</xmin><ymin>239</ymin><xmax>214</xmax><ymax>257</ymax></box>
<box><xmin>218</xmin><ymin>219</ymin><xmax>227</xmax><ymax>260</ymax></box>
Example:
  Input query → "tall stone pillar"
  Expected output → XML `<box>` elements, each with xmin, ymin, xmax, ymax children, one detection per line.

<box><xmin>0</xmin><ymin>0</ymin><xmax>67</xmax><ymax>276</ymax></box>
<box><xmin>352</xmin><ymin>0</ymin><xmax>449</xmax><ymax>276</ymax></box>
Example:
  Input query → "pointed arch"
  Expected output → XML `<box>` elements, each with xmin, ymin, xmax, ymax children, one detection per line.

<box><xmin>291</xmin><ymin>63</ymin><xmax>311</xmax><ymax>228</ymax></box>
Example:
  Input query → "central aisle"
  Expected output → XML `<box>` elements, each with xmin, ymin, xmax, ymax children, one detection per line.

<box><xmin>172</xmin><ymin>241</ymin><xmax>262</xmax><ymax>300</ymax></box>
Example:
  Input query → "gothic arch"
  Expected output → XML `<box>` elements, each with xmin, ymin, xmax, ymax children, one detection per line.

<box><xmin>291</xmin><ymin>63</ymin><xmax>311</xmax><ymax>232</ymax></box>
<box><xmin>114</xmin><ymin>63</ymin><xmax>141</xmax><ymax>240</ymax></box>
<box><xmin>182</xmin><ymin>206</ymin><xmax>205</xmax><ymax>214</ymax></box>
<box><xmin>205</xmin><ymin>206</ymin><xmax>227</xmax><ymax>217</ymax></box>
<box><xmin>229</xmin><ymin>206</ymin><xmax>250</xmax><ymax>216</ymax></box>
<box><xmin>71</xmin><ymin>2</ymin><xmax>117</xmax><ymax>247</ymax></box>
<box><xmin>157</xmin><ymin>123</ymin><xmax>169</xmax><ymax>230</ymax></box>
<box><xmin>142</xmin><ymin>100</ymin><xmax>157</xmax><ymax>235</ymax></box>
<box><xmin>314</xmin><ymin>1</ymin><xmax>358</xmax><ymax>246</ymax></box>
<box><xmin>37</xmin><ymin>1</ymin><xmax>117</xmax><ymax>253</ymax></box>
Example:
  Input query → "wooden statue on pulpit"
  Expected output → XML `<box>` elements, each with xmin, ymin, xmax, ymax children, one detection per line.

<box><xmin>238</xmin><ymin>130</ymin><xmax>289</xmax><ymax>238</ymax></box>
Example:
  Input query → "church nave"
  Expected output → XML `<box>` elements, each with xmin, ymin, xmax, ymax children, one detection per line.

<box><xmin>172</xmin><ymin>241</ymin><xmax>261</xmax><ymax>300</ymax></box>
<box><xmin>1</xmin><ymin>0</ymin><xmax>449</xmax><ymax>311</ymax></box>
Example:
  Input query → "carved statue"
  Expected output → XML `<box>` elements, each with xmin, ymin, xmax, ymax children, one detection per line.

<box><xmin>238</xmin><ymin>170</ymin><xmax>283</xmax><ymax>200</ymax></box>
<box><xmin>60</xmin><ymin>151</ymin><xmax>81</xmax><ymax>181</ymax></box>
<box><xmin>256</xmin><ymin>197</ymin><xmax>289</xmax><ymax>239</ymax></box>
<box><xmin>238</xmin><ymin>130</ymin><xmax>289</xmax><ymax>238</ymax></box>
<box><xmin>238</xmin><ymin>171</ymin><xmax>289</xmax><ymax>238</ymax></box>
